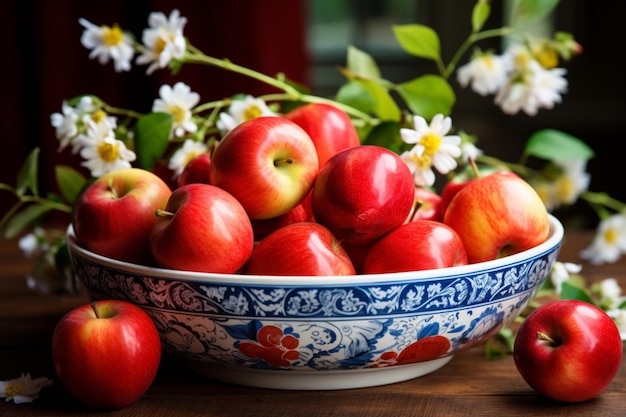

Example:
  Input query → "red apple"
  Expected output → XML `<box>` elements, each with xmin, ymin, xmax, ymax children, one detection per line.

<box><xmin>363</xmin><ymin>220</ymin><xmax>468</xmax><ymax>274</ymax></box>
<box><xmin>435</xmin><ymin>178</ymin><xmax>474</xmax><ymax>221</ymax></box>
<box><xmin>513</xmin><ymin>300</ymin><xmax>623</xmax><ymax>403</ymax></box>
<box><xmin>51</xmin><ymin>300</ymin><xmax>161</xmax><ymax>409</ymax></box>
<box><xmin>406</xmin><ymin>187</ymin><xmax>443</xmax><ymax>222</ymax></box>
<box><xmin>244</xmin><ymin>222</ymin><xmax>355</xmax><ymax>276</ymax></box>
<box><xmin>250</xmin><ymin>203</ymin><xmax>310</xmax><ymax>241</ymax></box>
<box><xmin>209</xmin><ymin>116</ymin><xmax>319</xmax><ymax>219</ymax></box>
<box><xmin>283</xmin><ymin>102</ymin><xmax>361</xmax><ymax>168</ymax></box>
<box><xmin>311</xmin><ymin>145</ymin><xmax>415</xmax><ymax>247</ymax></box>
<box><xmin>72</xmin><ymin>168</ymin><xmax>172</xmax><ymax>265</ymax></box>
<box><xmin>443</xmin><ymin>171</ymin><xmax>549</xmax><ymax>263</ymax></box>
<box><xmin>150</xmin><ymin>183</ymin><xmax>254</xmax><ymax>273</ymax></box>
<box><xmin>177</xmin><ymin>152</ymin><xmax>212</xmax><ymax>188</ymax></box>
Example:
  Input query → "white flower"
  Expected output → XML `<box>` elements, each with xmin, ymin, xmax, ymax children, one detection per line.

<box><xmin>606</xmin><ymin>309</ymin><xmax>626</xmax><ymax>340</ymax></box>
<box><xmin>457</xmin><ymin>51</ymin><xmax>508</xmax><ymax>96</ymax></box>
<box><xmin>136</xmin><ymin>9</ymin><xmax>187</xmax><ymax>75</ymax></box>
<box><xmin>74</xmin><ymin>120</ymin><xmax>136</xmax><ymax>177</ymax></box>
<box><xmin>549</xmin><ymin>261</ymin><xmax>582</xmax><ymax>294</ymax></box>
<box><xmin>152</xmin><ymin>82</ymin><xmax>200</xmax><ymax>138</ymax></box>
<box><xmin>580</xmin><ymin>214</ymin><xmax>626</xmax><ymax>264</ymax></box>
<box><xmin>79</xmin><ymin>18</ymin><xmax>134</xmax><ymax>72</ymax></box>
<box><xmin>50</xmin><ymin>96</ymin><xmax>97</xmax><ymax>151</ymax></box>
<box><xmin>495</xmin><ymin>57</ymin><xmax>568</xmax><ymax>116</ymax></box>
<box><xmin>1</xmin><ymin>373</ymin><xmax>52</xmax><ymax>404</ymax></box>
<box><xmin>400</xmin><ymin>144</ymin><xmax>431</xmax><ymax>187</ymax></box>
<box><xmin>168</xmin><ymin>139</ymin><xmax>208</xmax><ymax>177</ymax></box>
<box><xmin>216</xmin><ymin>95</ymin><xmax>277</xmax><ymax>133</ymax></box>
<box><xmin>399</xmin><ymin>114</ymin><xmax>462</xmax><ymax>187</ymax></box>
<box><xmin>553</xmin><ymin>159</ymin><xmax>590</xmax><ymax>205</ymax></box>
<box><xmin>460</xmin><ymin>142</ymin><xmax>483</xmax><ymax>163</ymax></box>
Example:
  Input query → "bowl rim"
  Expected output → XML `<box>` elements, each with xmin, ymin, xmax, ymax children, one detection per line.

<box><xmin>66</xmin><ymin>214</ymin><xmax>563</xmax><ymax>286</ymax></box>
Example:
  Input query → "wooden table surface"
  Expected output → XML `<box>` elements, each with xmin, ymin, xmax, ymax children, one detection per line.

<box><xmin>1</xmin><ymin>229</ymin><xmax>624</xmax><ymax>417</ymax></box>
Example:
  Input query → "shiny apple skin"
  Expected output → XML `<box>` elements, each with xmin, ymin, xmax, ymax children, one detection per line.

<box><xmin>311</xmin><ymin>145</ymin><xmax>415</xmax><ymax>247</ymax></box>
<box><xmin>149</xmin><ymin>184</ymin><xmax>254</xmax><ymax>273</ymax></box>
<box><xmin>209</xmin><ymin>116</ymin><xmax>319</xmax><ymax>220</ymax></box>
<box><xmin>443</xmin><ymin>171</ymin><xmax>549</xmax><ymax>263</ymax></box>
<box><xmin>363</xmin><ymin>220</ymin><xmax>468</xmax><ymax>274</ymax></box>
<box><xmin>513</xmin><ymin>300</ymin><xmax>623</xmax><ymax>403</ymax></box>
<box><xmin>177</xmin><ymin>152</ymin><xmax>212</xmax><ymax>188</ymax></box>
<box><xmin>72</xmin><ymin>168</ymin><xmax>172</xmax><ymax>265</ymax></box>
<box><xmin>284</xmin><ymin>102</ymin><xmax>361</xmax><ymax>168</ymax></box>
<box><xmin>244</xmin><ymin>222</ymin><xmax>355</xmax><ymax>276</ymax></box>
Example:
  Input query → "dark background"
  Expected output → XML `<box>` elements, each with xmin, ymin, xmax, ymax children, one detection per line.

<box><xmin>2</xmin><ymin>0</ymin><xmax>625</xmax><ymax>228</ymax></box>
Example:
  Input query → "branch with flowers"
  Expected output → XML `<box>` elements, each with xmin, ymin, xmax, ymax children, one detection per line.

<box><xmin>1</xmin><ymin>0</ymin><xmax>625</xmax><ymax>357</ymax></box>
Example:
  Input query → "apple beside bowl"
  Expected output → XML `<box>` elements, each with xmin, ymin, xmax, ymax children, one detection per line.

<box><xmin>65</xmin><ymin>214</ymin><xmax>563</xmax><ymax>390</ymax></box>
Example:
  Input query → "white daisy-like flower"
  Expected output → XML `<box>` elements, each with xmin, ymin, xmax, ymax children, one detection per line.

<box><xmin>79</xmin><ymin>18</ymin><xmax>134</xmax><ymax>72</ymax></box>
<box><xmin>549</xmin><ymin>261</ymin><xmax>582</xmax><ymax>294</ymax></box>
<box><xmin>580</xmin><ymin>214</ymin><xmax>626</xmax><ymax>264</ymax></box>
<box><xmin>152</xmin><ymin>82</ymin><xmax>200</xmax><ymax>138</ymax></box>
<box><xmin>1</xmin><ymin>373</ymin><xmax>52</xmax><ymax>404</ymax></box>
<box><xmin>552</xmin><ymin>159</ymin><xmax>590</xmax><ymax>205</ymax></box>
<box><xmin>74</xmin><ymin>119</ymin><xmax>136</xmax><ymax>177</ymax></box>
<box><xmin>495</xmin><ymin>58</ymin><xmax>568</xmax><ymax>116</ymax></box>
<box><xmin>136</xmin><ymin>9</ymin><xmax>187</xmax><ymax>75</ymax></box>
<box><xmin>216</xmin><ymin>95</ymin><xmax>277</xmax><ymax>133</ymax></box>
<box><xmin>596</xmin><ymin>278</ymin><xmax>624</xmax><ymax>306</ymax></box>
<box><xmin>457</xmin><ymin>51</ymin><xmax>508</xmax><ymax>96</ymax></box>
<box><xmin>399</xmin><ymin>114</ymin><xmax>462</xmax><ymax>187</ymax></box>
<box><xmin>460</xmin><ymin>141</ymin><xmax>483</xmax><ymax>163</ymax></box>
<box><xmin>168</xmin><ymin>139</ymin><xmax>208</xmax><ymax>177</ymax></box>
<box><xmin>50</xmin><ymin>96</ymin><xmax>98</xmax><ymax>151</ymax></box>
<box><xmin>532</xmin><ymin>180</ymin><xmax>559</xmax><ymax>212</ymax></box>
<box><xmin>400</xmin><ymin>144</ymin><xmax>431</xmax><ymax>187</ymax></box>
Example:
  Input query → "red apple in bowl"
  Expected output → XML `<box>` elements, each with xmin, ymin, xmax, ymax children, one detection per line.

<box><xmin>443</xmin><ymin>171</ymin><xmax>549</xmax><ymax>263</ymax></box>
<box><xmin>406</xmin><ymin>187</ymin><xmax>443</xmax><ymax>222</ymax></box>
<box><xmin>51</xmin><ymin>300</ymin><xmax>162</xmax><ymax>409</ymax></box>
<box><xmin>250</xmin><ymin>203</ymin><xmax>310</xmax><ymax>241</ymax></box>
<box><xmin>311</xmin><ymin>145</ymin><xmax>415</xmax><ymax>247</ymax></box>
<box><xmin>244</xmin><ymin>222</ymin><xmax>355</xmax><ymax>276</ymax></box>
<box><xmin>363</xmin><ymin>220</ymin><xmax>468</xmax><ymax>274</ymax></box>
<box><xmin>72</xmin><ymin>167</ymin><xmax>172</xmax><ymax>265</ymax></box>
<box><xmin>150</xmin><ymin>183</ymin><xmax>254</xmax><ymax>273</ymax></box>
<box><xmin>209</xmin><ymin>116</ymin><xmax>319</xmax><ymax>219</ymax></box>
<box><xmin>177</xmin><ymin>152</ymin><xmax>212</xmax><ymax>188</ymax></box>
<box><xmin>283</xmin><ymin>102</ymin><xmax>361</xmax><ymax>168</ymax></box>
<box><xmin>513</xmin><ymin>300</ymin><xmax>623</xmax><ymax>403</ymax></box>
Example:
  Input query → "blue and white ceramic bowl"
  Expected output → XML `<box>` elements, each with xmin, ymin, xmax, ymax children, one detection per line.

<box><xmin>66</xmin><ymin>215</ymin><xmax>563</xmax><ymax>390</ymax></box>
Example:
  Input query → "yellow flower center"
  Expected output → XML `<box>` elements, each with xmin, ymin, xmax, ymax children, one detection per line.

<box><xmin>555</xmin><ymin>176</ymin><xmax>575</xmax><ymax>202</ymax></box>
<box><xmin>4</xmin><ymin>381</ymin><xmax>22</xmax><ymax>397</ymax></box>
<box><xmin>98</xmin><ymin>140</ymin><xmax>120</xmax><ymax>162</ymax></box>
<box><xmin>168</xmin><ymin>105</ymin><xmax>187</xmax><ymax>124</ymax></box>
<box><xmin>604</xmin><ymin>227</ymin><xmax>619</xmax><ymax>245</ymax></box>
<box><xmin>420</xmin><ymin>132</ymin><xmax>442</xmax><ymax>156</ymax></box>
<box><xmin>154</xmin><ymin>37</ymin><xmax>167</xmax><ymax>55</ymax></box>
<box><xmin>532</xmin><ymin>43</ymin><xmax>559</xmax><ymax>69</ymax></box>
<box><xmin>407</xmin><ymin>152</ymin><xmax>432</xmax><ymax>170</ymax></box>
<box><xmin>102</xmin><ymin>24</ymin><xmax>124</xmax><ymax>47</ymax></box>
<box><xmin>243</xmin><ymin>105</ymin><xmax>263</xmax><ymax>121</ymax></box>
<box><xmin>480</xmin><ymin>55</ymin><xmax>495</xmax><ymax>70</ymax></box>
<box><xmin>91</xmin><ymin>109</ymin><xmax>107</xmax><ymax>124</ymax></box>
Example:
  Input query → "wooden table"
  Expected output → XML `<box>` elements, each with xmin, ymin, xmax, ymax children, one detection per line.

<box><xmin>1</xmin><ymin>230</ymin><xmax>624</xmax><ymax>416</ymax></box>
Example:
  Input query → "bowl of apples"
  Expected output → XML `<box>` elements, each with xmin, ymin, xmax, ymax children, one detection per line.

<box><xmin>66</xmin><ymin>117</ymin><xmax>564</xmax><ymax>390</ymax></box>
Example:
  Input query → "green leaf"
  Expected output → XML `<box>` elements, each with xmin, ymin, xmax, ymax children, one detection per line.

<box><xmin>472</xmin><ymin>1</ymin><xmax>491</xmax><ymax>33</ymax></box>
<box><xmin>560</xmin><ymin>281</ymin><xmax>594</xmax><ymax>304</ymax></box>
<box><xmin>511</xmin><ymin>0</ymin><xmax>560</xmax><ymax>27</ymax></box>
<box><xmin>55</xmin><ymin>165</ymin><xmax>88</xmax><ymax>204</ymax></box>
<box><xmin>16</xmin><ymin>147</ymin><xmax>40</xmax><ymax>197</ymax></box>
<box><xmin>393</xmin><ymin>24</ymin><xmax>441</xmax><ymax>61</ymax></box>
<box><xmin>134</xmin><ymin>112</ymin><xmax>172</xmax><ymax>170</ymax></box>
<box><xmin>346</xmin><ymin>46</ymin><xmax>381</xmax><ymax>78</ymax></box>
<box><xmin>362</xmin><ymin>121</ymin><xmax>405</xmax><ymax>153</ymax></box>
<box><xmin>524</xmin><ymin>129</ymin><xmax>594</xmax><ymax>161</ymax></box>
<box><xmin>354</xmin><ymin>79</ymin><xmax>401</xmax><ymax>122</ymax></box>
<box><xmin>3</xmin><ymin>204</ymin><xmax>52</xmax><ymax>239</ymax></box>
<box><xmin>397</xmin><ymin>75</ymin><xmax>456</xmax><ymax>119</ymax></box>
<box><xmin>336</xmin><ymin>81</ymin><xmax>376</xmax><ymax>115</ymax></box>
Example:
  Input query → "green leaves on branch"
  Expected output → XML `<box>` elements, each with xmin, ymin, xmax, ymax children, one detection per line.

<box><xmin>524</xmin><ymin>129</ymin><xmax>594</xmax><ymax>161</ymax></box>
<box><xmin>511</xmin><ymin>0</ymin><xmax>561</xmax><ymax>28</ymax></box>
<box><xmin>134</xmin><ymin>112</ymin><xmax>173</xmax><ymax>171</ymax></box>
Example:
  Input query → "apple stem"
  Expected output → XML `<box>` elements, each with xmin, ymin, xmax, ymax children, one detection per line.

<box><xmin>155</xmin><ymin>208</ymin><xmax>175</xmax><ymax>218</ymax></box>
<box><xmin>91</xmin><ymin>302</ymin><xmax>100</xmax><ymax>319</ymax></box>
<box><xmin>274</xmin><ymin>158</ymin><xmax>294</xmax><ymax>167</ymax></box>
<box><xmin>536</xmin><ymin>331</ymin><xmax>559</xmax><ymax>347</ymax></box>
<box><xmin>468</xmin><ymin>157</ymin><xmax>481</xmax><ymax>179</ymax></box>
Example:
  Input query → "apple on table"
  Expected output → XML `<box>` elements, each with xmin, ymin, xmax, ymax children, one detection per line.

<box><xmin>513</xmin><ymin>299</ymin><xmax>623</xmax><ymax>403</ymax></box>
<box><xmin>71</xmin><ymin>167</ymin><xmax>172</xmax><ymax>265</ymax></box>
<box><xmin>51</xmin><ymin>300</ymin><xmax>162</xmax><ymax>409</ymax></box>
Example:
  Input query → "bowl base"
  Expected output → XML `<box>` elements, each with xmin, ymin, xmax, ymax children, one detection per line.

<box><xmin>177</xmin><ymin>356</ymin><xmax>454</xmax><ymax>390</ymax></box>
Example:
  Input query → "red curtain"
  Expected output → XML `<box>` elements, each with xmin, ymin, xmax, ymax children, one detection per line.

<box><xmin>1</xmin><ymin>0</ymin><xmax>309</xmax><ymax>214</ymax></box>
